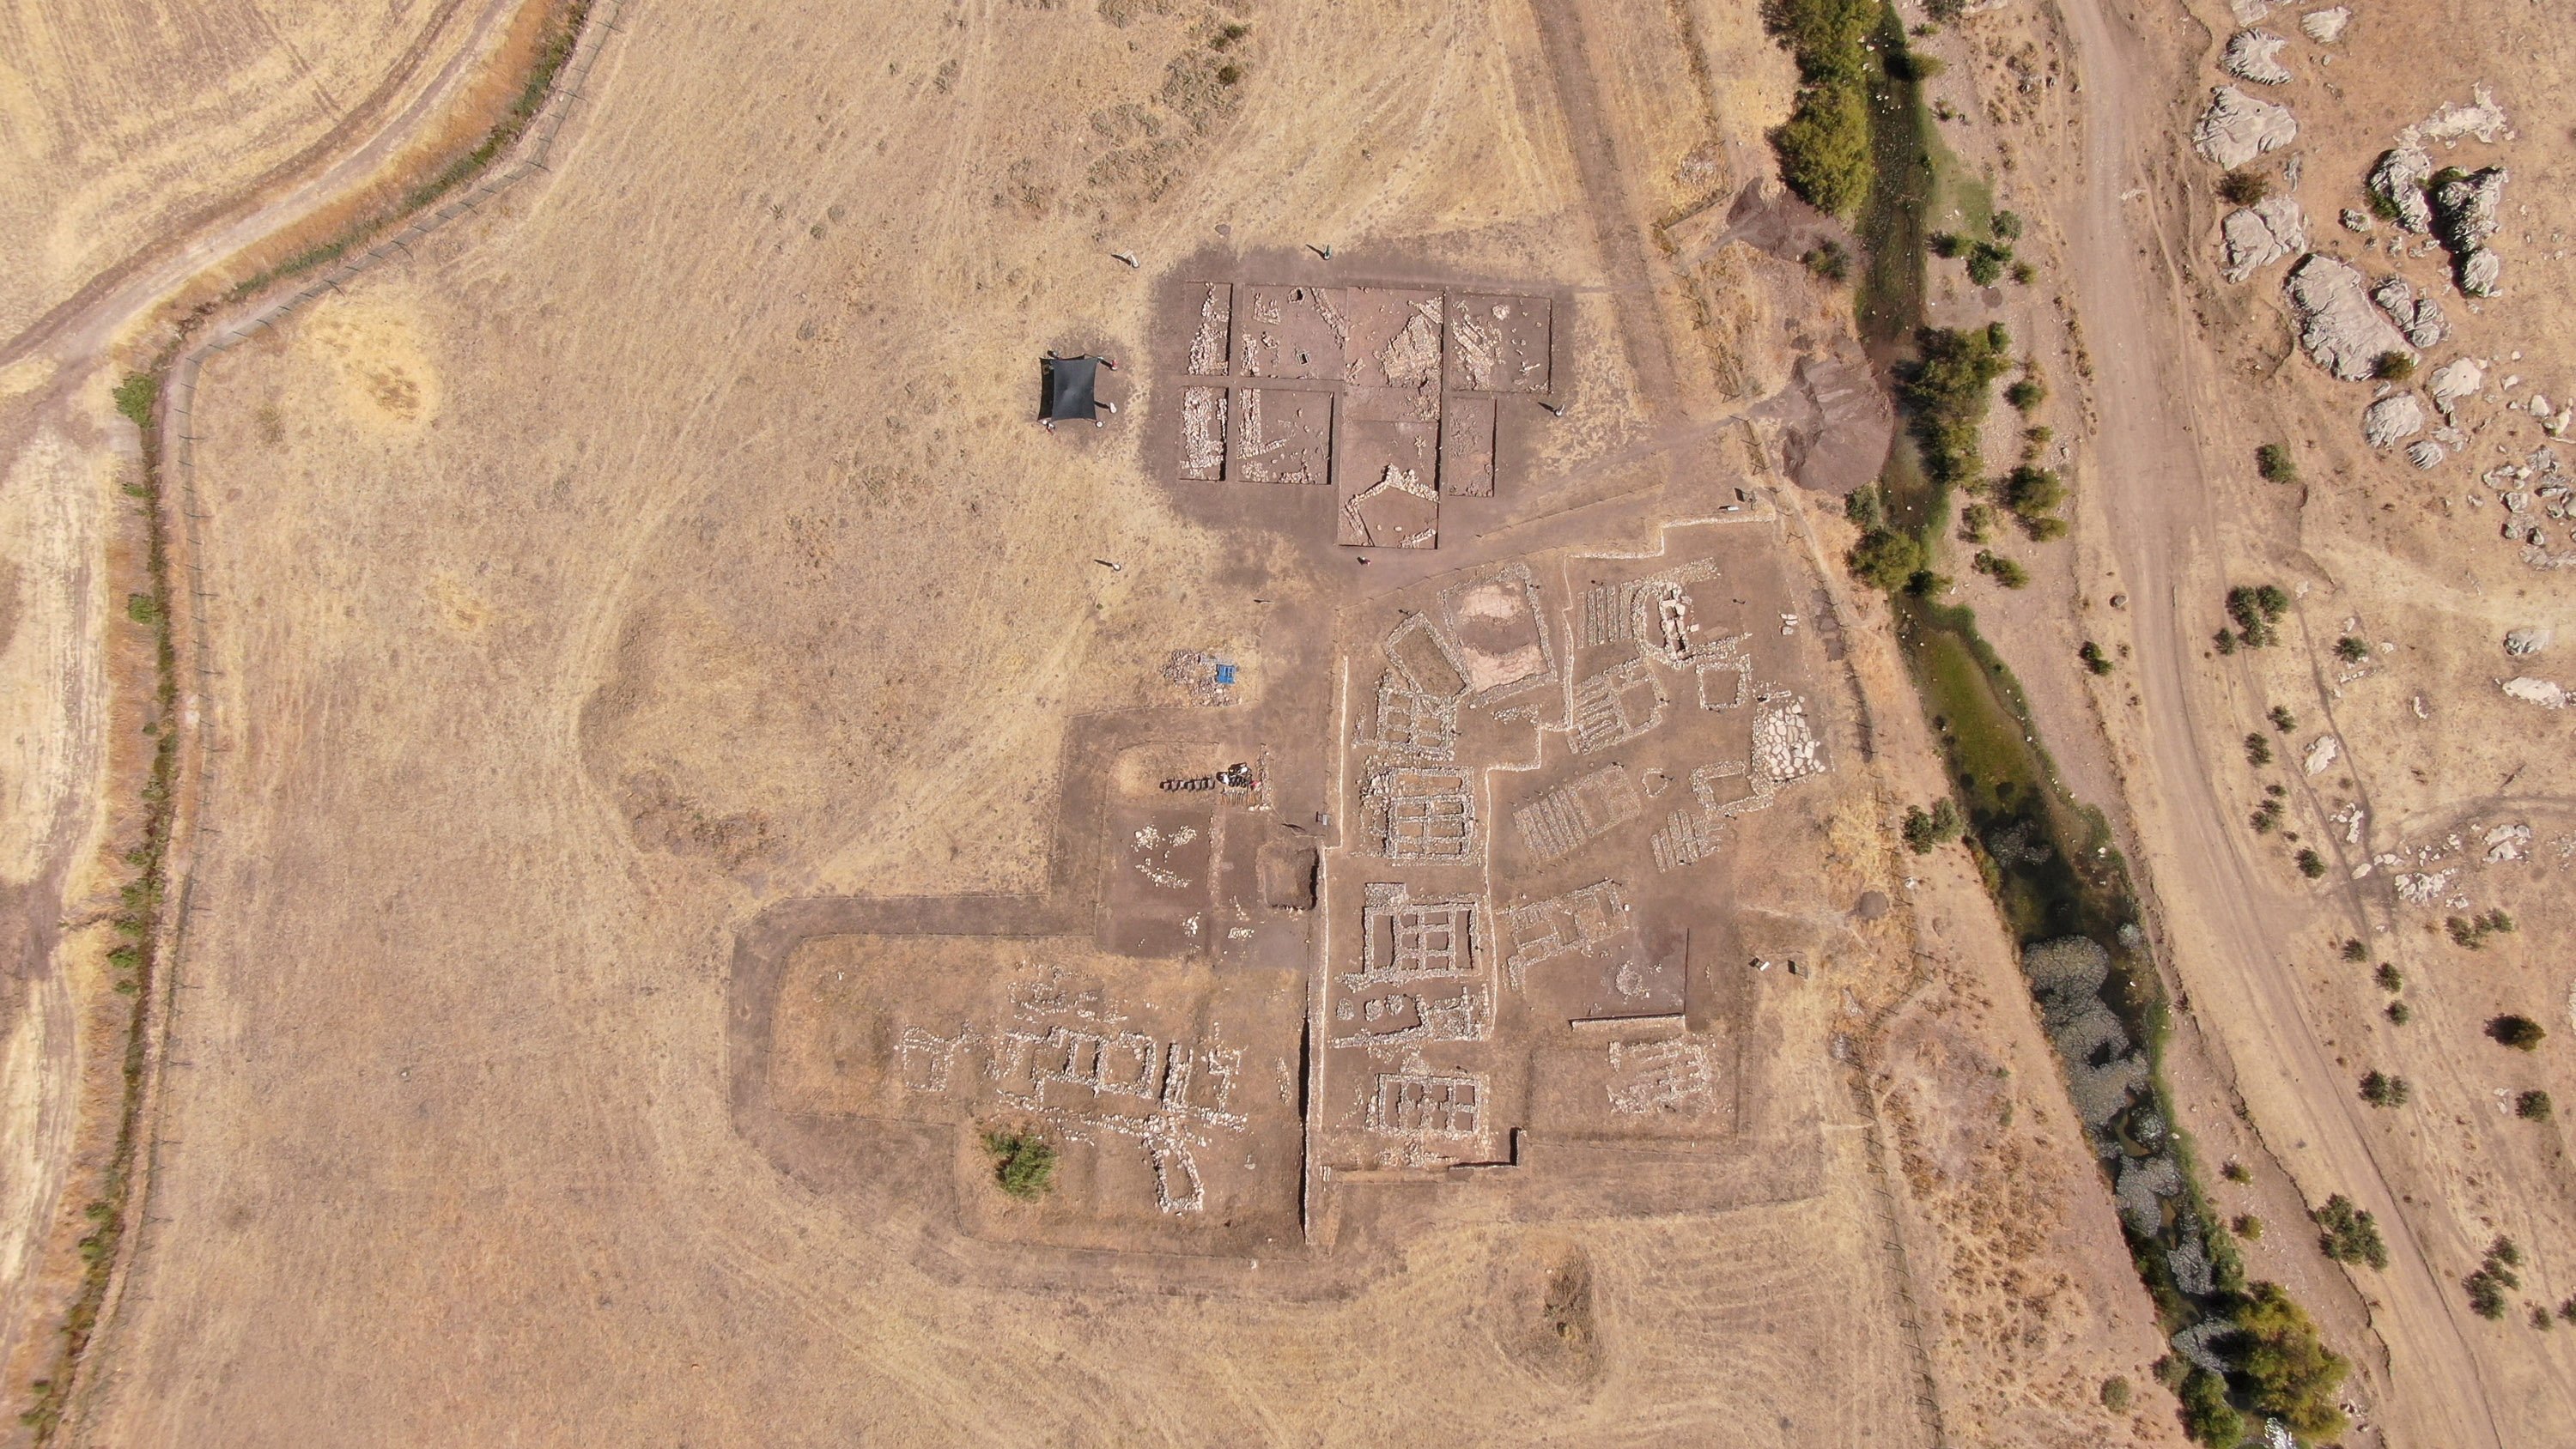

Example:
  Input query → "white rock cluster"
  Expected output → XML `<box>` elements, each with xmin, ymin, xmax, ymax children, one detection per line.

<box><xmin>2300</xmin><ymin>6</ymin><xmax>2350</xmax><ymax>42</ymax></box>
<box><xmin>2367</xmin><ymin>144</ymin><xmax>2434</xmax><ymax>233</ymax></box>
<box><xmin>2370</xmin><ymin>276</ymin><xmax>2447</xmax><ymax>348</ymax></box>
<box><xmin>2194</xmin><ymin>86</ymin><xmax>2298</xmax><ymax>168</ymax></box>
<box><xmin>2285</xmin><ymin>255</ymin><xmax>2415</xmax><ymax>380</ymax></box>
<box><xmin>2221</xmin><ymin>29</ymin><xmax>2292</xmax><ymax>84</ymax></box>
<box><xmin>2221</xmin><ymin>197</ymin><xmax>2306</xmax><ymax>282</ymax></box>
<box><xmin>2362</xmin><ymin>393</ymin><xmax>2426</xmax><ymax>448</ymax></box>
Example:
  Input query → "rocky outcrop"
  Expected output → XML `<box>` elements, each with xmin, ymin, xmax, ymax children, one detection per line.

<box><xmin>2407</xmin><ymin>439</ymin><xmax>2445</xmax><ymax>470</ymax></box>
<box><xmin>2369</xmin><ymin>276</ymin><xmax>2448</xmax><ymax>348</ymax></box>
<box><xmin>2459</xmin><ymin>247</ymin><xmax>2502</xmax><ymax>297</ymax></box>
<box><xmin>2429</xmin><ymin>357</ymin><xmax>2485</xmax><ymax>415</ymax></box>
<box><xmin>2364</xmin><ymin>392</ymin><xmax>2426</xmax><ymax>448</ymax></box>
<box><xmin>2286</xmin><ymin>255</ymin><xmax>2416</xmax><ymax>380</ymax></box>
<box><xmin>2367</xmin><ymin>144</ymin><xmax>2433</xmax><ymax>233</ymax></box>
<box><xmin>2221</xmin><ymin>29</ymin><xmax>2292</xmax><ymax>83</ymax></box>
<box><xmin>2300</xmin><ymin>6</ymin><xmax>2350</xmax><ymax>42</ymax></box>
<box><xmin>2420</xmin><ymin>86</ymin><xmax>2513</xmax><ymax>145</ymax></box>
<box><xmin>2431</xmin><ymin>167</ymin><xmax>2506</xmax><ymax>296</ymax></box>
<box><xmin>2433</xmin><ymin>167</ymin><xmax>2506</xmax><ymax>250</ymax></box>
<box><xmin>2221</xmin><ymin>197</ymin><xmax>2306</xmax><ymax>282</ymax></box>
<box><xmin>2194</xmin><ymin>87</ymin><xmax>2298</xmax><ymax>168</ymax></box>
<box><xmin>2506</xmin><ymin>627</ymin><xmax>2554</xmax><ymax>656</ymax></box>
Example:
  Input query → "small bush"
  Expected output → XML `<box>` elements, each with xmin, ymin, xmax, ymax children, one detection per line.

<box><xmin>2334</xmin><ymin>635</ymin><xmax>2372</xmax><ymax>663</ymax></box>
<box><xmin>2489</xmin><ymin>1015</ymin><xmax>2547</xmax><ymax>1051</ymax></box>
<box><xmin>2271</xmin><ymin>706</ymin><xmax>2300</xmax><ymax>734</ymax></box>
<box><xmin>1973</xmin><ymin>550</ymin><xmax>2029</xmax><ymax>588</ymax></box>
<box><xmin>2250</xmin><ymin>798</ymin><xmax>2283</xmax><ymax>833</ymax></box>
<box><xmin>1990</xmin><ymin>209</ymin><xmax>2022</xmax><ymax>240</ymax></box>
<box><xmin>2002</xmin><ymin>464</ymin><xmax>2064</xmax><ymax>518</ymax></box>
<box><xmin>2226</xmin><ymin>585</ymin><xmax>2289</xmax><ymax>648</ymax></box>
<box><xmin>2244</xmin><ymin>733</ymin><xmax>2272</xmax><ymax>767</ymax></box>
<box><xmin>125</xmin><ymin>592</ymin><xmax>163</xmax><ymax>625</ymax></box>
<box><xmin>2005</xmin><ymin>376</ymin><xmax>2046</xmax><ymax>412</ymax></box>
<box><xmin>2448</xmin><ymin>909</ymin><xmax>2514</xmax><ymax>949</ymax></box>
<box><xmin>2099</xmin><ymin>1374</ymin><xmax>2129</xmax><ymax>1412</ymax></box>
<box><xmin>2297</xmin><ymin>848</ymin><xmax>2328</xmax><ymax>879</ymax></box>
<box><xmin>2386</xmin><ymin>1000</ymin><xmax>2412</xmax><ymax>1026</ymax></box>
<box><xmin>2374</xmin><ymin>962</ymin><xmax>2403</xmax><ymax>992</ymax></box>
<box><xmin>2314</xmin><ymin>1194</ymin><xmax>2389</xmax><ymax>1269</ymax></box>
<box><xmin>1902</xmin><ymin>797</ymin><xmax>1965</xmax><ymax>853</ymax></box>
<box><xmin>2222</xmin><ymin>1161</ymin><xmax>2251</xmax><ymax>1184</ymax></box>
<box><xmin>1803</xmin><ymin>240</ymin><xmax>1850</xmax><ymax>282</ymax></box>
<box><xmin>112</xmin><ymin>373</ymin><xmax>158</xmax><ymax>429</ymax></box>
<box><xmin>2176</xmin><ymin>1367</ymin><xmax>2243</xmax><ymax>1446</ymax></box>
<box><xmin>2372</xmin><ymin>351</ymin><xmax>2417</xmax><ymax>382</ymax></box>
<box><xmin>2465</xmin><ymin>1240</ymin><xmax>2521</xmax><ymax>1319</ymax></box>
<box><xmin>2080</xmin><ymin>641</ymin><xmax>2114</xmax><ymax>676</ymax></box>
<box><xmin>1964</xmin><ymin>241</ymin><xmax>2012</xmax><ymax>285</ymax></box>
<box><xmin>2359</xmin><ymin>1070</ymin><xmax>2410</xmax><ymax>1106</ymax></box>
<box><xmin>2516</xmin><ymin>1089</ymin><xmax>2554</xmax><ymax>1121</ymax></box>
<box><xmin>2216</xmin><ymin>168</ymin><xmax>2270</xmax><ymax>206</ymax></box>
<box><xmin>2233</xmin><ymin>1213</ymin><xmax>2264</xmax><ymax>1240</ymax></box>
<box><xmin>2215</xmin><ymin>629</ymin><xmax>2238</xmax><ymax>655</ymax></box>
<box><xmin>2256</xmin><ymin>443</ymin><xmax>2299</xmax><ymax>484</ymax></box>
<box><xmin>1849</xmin><ymin>527</ymin><xmax>1927</xmax><ymax>592</ymax></box>
<box><xmin>1889</xmin><ymin>50</ymin><xmax>1945</xmax><ymax>81</ymax></box>
<box><xmin>1959</xmin><ymin>501</ymin><xmax>1996</xmax><ymax>543</ymax></box>
<box><xmin>1845</xmin><ymin>487</ymin><xmax>1883</xmax><ymax>529</ymax></box>
<box><xmin>980</xmin><ymin>1128</ymin><xmax>1059</xmax><ymax>1200</ymax></box>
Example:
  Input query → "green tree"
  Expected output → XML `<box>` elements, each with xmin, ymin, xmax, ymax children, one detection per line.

<box><xmin>980</xmin><ymin>1129</ymin><xmax>1059</xmax><ymax>1200</ymax></box>
<box><xmin>1848</xmin><ymin>527</ymin><xmax>1926</xmax><ymax>592</ymax></box>
<box><xmin>2231</xmin><ymin>1282</ymin><xmax>2350</xmax><ymax>1441</ymax></box>
<box><xmin>2489</xmin><ymin>1015</ymin><xmax>2547</xmax><ymax>1051</ymax></box>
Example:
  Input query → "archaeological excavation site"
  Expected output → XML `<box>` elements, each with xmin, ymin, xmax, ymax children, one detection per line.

<box><xmin>732</xmin><ymin>269</ymin><xmax>1850</xmax><ymax>1272</ymax></box>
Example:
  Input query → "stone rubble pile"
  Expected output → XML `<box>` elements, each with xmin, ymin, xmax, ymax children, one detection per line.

<box><xmin>2221</xmin><ymin>29</ymin><xmax>2293</xmax><ymax>84</ymax></box>
<box><xmin>2221</xmin><ymin>197</ymin><xmax>2307</xmax><ymax>282</ymax></box>
<box><xmin>2194</xmin><ymin>86</ymin><xmax>2299</xmax><ymax>168</ymax></box>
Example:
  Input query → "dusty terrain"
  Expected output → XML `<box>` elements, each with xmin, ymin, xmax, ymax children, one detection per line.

<box><xmin>0</xmin><ymin>0</ymin><xmax>521</xmax><ymax>1428</ymax></box>
<box><xmin>39</xmin><ymin>0</ymin><xmax>2191</xmax><ymax>1442</ymax></box>
<box><xmin>1878</xmin><ymin>0</ymin><xmax>2576</xmax><ymax>1443</ymax></box>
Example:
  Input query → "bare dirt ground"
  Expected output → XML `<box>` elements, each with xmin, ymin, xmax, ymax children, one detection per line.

<box><xmin>50</xmin><ymin>0</ymin><xmax>2190</xmax><ymax>1442</ymax></box>
<box><xmin>1876</xmin><ymin>0</ymin><xmax>2576</xmax><ymax>1443</ymax></box>
<box><xmin>0</xmin><ymin>0</ymin><xmax>519</xmax><ymax>1429</ymax></box>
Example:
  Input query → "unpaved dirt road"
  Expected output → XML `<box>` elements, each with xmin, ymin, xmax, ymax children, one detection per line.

<box><xmin>2052</xmin><ymin>0</ymin><xmax>2504</xmax><ymax>1442</ymax></box>
<box><xmin>0</xmin><ymin>0</ymin><xmax>527</xmax><ymax>1421</ymax></box>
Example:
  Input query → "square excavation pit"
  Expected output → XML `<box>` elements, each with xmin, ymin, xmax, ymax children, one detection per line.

<box><xmin>1179</xmin><ymin>386</ymin><xmax>1227</xmax><ymax>481</ymax></box>
<box><xmin>1186</xmin><ymin>282</ymin><xmax>1232</xmax><ymax>377</ymax></box>
<box><xmin>1438</xmin><ymin>569</ymin><xmax>1555</xmax><ymax>700</ymax></box>
<box><xmin>1437</xmin><ymin>396</ymin><xmax>1496</xmax><ymax>497</ymax></box>
<box><xmin>1446</xmin><ymin>294</ymin><xmax>1552</xmax><ymax>394</ymax></box>
<box><xmin>1231</xmin><ymin>388</ymin><xmax>1333</xmax><ymax>486</ymax></box>
<box><xmin>1235</xmin><ymin>284</ymin><xmax>1346</xmax><ymax>380</ymax></box>
<box><xmin>1335</xmin><ymin>419</ymin><xmax>1440</xmax><ymax>549</ymax></box>
<box><xmin>1339</xmin><ymin>288</ymin><xmax>1443</xmax><ymax>421</ymax></box>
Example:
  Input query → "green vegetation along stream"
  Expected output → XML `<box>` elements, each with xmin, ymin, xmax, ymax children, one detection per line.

<box><xmin>1760</xmin><ymin>2</ymin><xmax>2354</xmax><ymax>1441</ymax></box>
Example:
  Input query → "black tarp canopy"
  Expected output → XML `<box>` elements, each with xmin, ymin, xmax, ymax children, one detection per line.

<box><xmin>1042</xmin><ymin>355</ymin><xmax>1099</xmax><ymax>420</ymax></box>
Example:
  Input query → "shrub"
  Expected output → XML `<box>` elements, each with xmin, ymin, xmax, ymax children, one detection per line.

<box><xmin>2374</xmin><ymin>962</ymin><xmax>2403</xmax><ymax>991</ymax></box>
<box><xmin>2386</xmin><ymin>1001</ymin><xmax>2411</xmax><ymax>1026</ymax></box>
<box><xmin>1929</xmin><ymin>231</ymin><xmax>1964</xmax><ymax>258</ymax></box>
<box><xmin>2233</xmin><ymin>1282</ymin><xmax>2349</xmax><ymax>1441</ymax></box>
<box><xmin>2449</xmin><ymin>909</ymin><xmax>2514</xmax><ymax>949</ymax></box>
<box><xmin>1846</xmin><ymin>487</ymin><xmax>1883</xmax><ymax>528</ymax></box>
<box><xmin>112</xmin><ymin>373</ymin><xmax>158</xmax><ymax>429</ymax></box>
<box><xmin>2244</xmin><ymin>733</ymin><xmax>2272</xmax><ymax>767</ymax></box>
<box><xmin>2359</xmin><ymin>1070</ymin><xmax>2409</xmax><ymax>1106</ymax></box>
<box><xmin>1964</xmin><ymin>241</ymin><xmax>2011</xmax><ymax>285</ymax></box>
<box><xmin>1772</xmin><ymin>82</ymin><xmax>1873</xmax><ymax>216</ymax></box>
<box><xmin>2002</xmin><ymin>464</ymin><xmax>2064</xmax><ymax>517</ymax></box>
<box><xmin>1959</xmin><ymin>501</ymin><xmax>1996</xmax><ymax>543</ymax></box>
<box><xmin>2233</xmin><ymin>1214</ymin><xmax>2264</xmax><ymax>1240</ymax></box>
<box><xmin>2256</xmin><ymin>443</ymin><xmax>2298</xmax><ymax>484</ymax></box>
<box><xmin>2021</xmin><ymin>514</ymin><xmax>2069</xmax><ymax>542</ymax></box>
<box><xmin>2250</xmin><ymin>797</ymin><xmax>2282</xmax><ymax>833</ymax></box>
<box><xmin>2488</xmin><ymin>1015</ymin><xmax>2547</xmax><ymax>1051</ymax></box>
<box><xmin>2009</xmin><ymin>259</ymin><xmax>2036</xmax><ymax>284</ymax></box>
<box><xmin>1902</xmin><ymin>797</ymin><xmax>1965</xmax><ymax>853</ymax></box>
<box><xmin>1899</xmin><ymin>324</ymin><xmax>2014</xmax><ymax>488</ymax></box>
<box><xmin>2005</xmin><ymin>376</ymin><xmax>2046</xmax><ymax>412</ymax></box>
<box><xmin>2517</xmin><ymin>1089</ymin><xmax>2554</xmax><ymax>1121</ymax></box>
<box><xmin>2216</xmin><ymin>168</ymin><xmax>2269</xmax><ymax>205</ymax></box>
<box><xmin>125</xmin><ymin>592</ymin><xmax>163</xmax><ymax>625</ymax></box>
<box><xmin>2465</xmin><ymin>1243</ymin><xmax>2519</xmax><ymax>1319</ymax></box>
<box><xmin>980</xmin><ymin>1128</ymin><xmax>1058</xmax><ymax>1199</ymax></box>
<box><xmin>1991</xmin><ymin>209</ymin><xmax>2023</xmax><ymax>240</ymax></box>
<box><xmin>1848</xmin><ymin>527</ymin><xmax>1926</xmax><ymax>591</ymax></box>
<box><xmin>1889</xmin><ymin>49</ymin><xmax>1945</xmax><ymax>81</ymax></box>
<box><xmin>2099</xmin><ymin>1374</ymin><xmax>2130</xmax><ymax>1412</ymax></box>
<box><xmin>2334</xmin><ymin>635</ymin><xmax>2371</xmax><ymax>663</ymax></box>
<box><xmin>2080</xmin><ymin>641</ymin><xmax>2114</xmax><ymax>676</ymax></box>
<box><xmin>2297</xmin><ymin>848</ymin><xmax>2327</xmax><ymax>879</ymax></box>
<box><xmin>2176</xmin><ymin>1367</ymin><xmax>2243</xmax><ymax>1446</ymax></box>
<box><xmin>2226</xmin><ymin>585</ymin><xmax>2289</xmax><ymax>647</ymax></box>
<box><xmin>2315</xmin><ymin>1194</ymin><xmax>2389</xmax><ymax>1269</ymax></box>
<box><xmin>2222</xmin><ymin>1161</ymin><xmax>2251</xmax><ymax>1184</ymax></box>
<box><xmin>2271</xmin><ymin>706</ymin><xmax>2299</xmax><ymax>734</ymax></box>
<box><xmin>2372</xmin><ymin>351</ymin><xmax>2417</xmax><ymax>382</ymax></box>
<box><xmin>1803</xmin><ymin>239</ymin><xmax>1850</xmax><ymax>282</ymax></box>
<box><xmin>1973</xmin><ymin>550</ymin><xmax>2030</xmax><ymax>588</ymax></box>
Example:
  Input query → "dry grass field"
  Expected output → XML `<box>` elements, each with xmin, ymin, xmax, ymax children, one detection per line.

<box><xmin>33</xmin><ymin>0</ymin><xmax>2197</xmax><ymax>1443</ymax></box>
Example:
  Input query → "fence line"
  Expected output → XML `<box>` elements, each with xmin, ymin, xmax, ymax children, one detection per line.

<box><xmin>73</xmin><ymin>0</ymin><xmax>635</xmax><ymax>1425</ymax></box>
